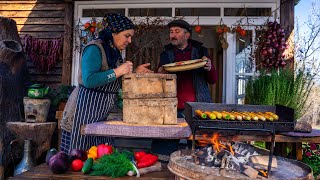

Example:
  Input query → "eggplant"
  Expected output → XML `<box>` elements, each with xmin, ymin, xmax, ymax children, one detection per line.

<box><xmin>49</xmin><ymin>151</ymin><xmax>69</xmax><ymax>174</ymax></box>
<box><xmin>45</xmin><ymin>148</ymin><xmax>58</xmax><ymax>165</ymax></box>
<box><xmin>69</xmin><ymin>149</ymin><xmax>87</xmax><ymax>162</ymax></box>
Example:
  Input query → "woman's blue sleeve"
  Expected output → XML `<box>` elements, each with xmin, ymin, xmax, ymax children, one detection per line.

<box><xmin>81</xmin><ymin>45</ymin><xmax>117</xmax><ymax>88</ymax></box>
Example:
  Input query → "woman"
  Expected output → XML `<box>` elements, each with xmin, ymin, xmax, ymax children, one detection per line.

<box><xmin>60</xmin><ymin>13</ymin><xmax>152</xmax><ymax>153</ymax></box>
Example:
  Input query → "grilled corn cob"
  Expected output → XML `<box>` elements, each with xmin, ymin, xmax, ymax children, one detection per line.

<box><xmin>230</xmin><ymin>111</ymin><xmax>243</xmax><ymax>121</ymax></box>
<box><xmin>212</xmin><ymin>111</ymin><xmax>222</xmax><ymax>119</ymax></box>
<box><xmin>221</xmin><ymin>111</ymin><xmax>231</xmax><ymax>120</ymax></box>
<box><xmin>251</xmin><ymin>112</ymin><xmax>266</xmax><ymax>121</ymax></box>
<box><xmin>242</xmin><ymin>111</ymin><xmax>259</xmax><ymax>121</ymax></box>
<box><xmin>204</xmin><ymin>111</ymin><xmax>216</xmax><ymax>120</ymax></box>
<box><xmin>265</xmin><ymin>112</ymin><xmax>279</xmax><ymax>121</ymax></box>
<box><xmin>195</xmin><ymin>110</ymin><xmax>207</xmax><ymax>119</ymax></box>
<box><xmin>258</xmin><ymin>112</ymin><xmax>274</xmax><ymax>121</ymax></box>
<box><xmin>223</xmin><ymin>111</ymin><xmax>236</xmax><ymax>120</ymax></box>
<box><xmin>236</xmin><ymin>112</ymin><xmax>251</xmax><ymax>121</ymax></box>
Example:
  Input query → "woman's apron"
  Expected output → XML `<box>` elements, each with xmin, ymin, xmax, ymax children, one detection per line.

<box><xmin>62</xmin><ymin>78</ymin><xmax>121</xmax><ymax>152</ymax></box>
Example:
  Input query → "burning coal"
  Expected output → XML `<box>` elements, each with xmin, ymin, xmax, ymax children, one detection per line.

<box><xmin>193</xmin><ymin>133</ymin><xmax>275</xmax><ymax>178</ymax></box>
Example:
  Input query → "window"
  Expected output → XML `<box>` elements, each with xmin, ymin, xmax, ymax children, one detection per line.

<box><xmin>175</xmin><ymin>8</ymin><xmax>220</xmax><ymax>16</ymax></box>
<box><xmin>224</xmin><ymin>8</ymin><xmax>271</xmax><ymax>16</ymax></box>
<box><xmin>82</xmin><ymin>9</ymin><xmax>125</xmax><ymax>17</ymax></box>
<box><xmin>129</xmin><ymin>8</ymin><xmax>172</xmax><ymax>17</ymax></box>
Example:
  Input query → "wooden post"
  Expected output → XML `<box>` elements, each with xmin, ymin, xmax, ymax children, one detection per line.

<box><xmin>0</xmin><ymin>17</ymin><xmax>21</xmax><ymax>43</ymax></box>
<box><xmin>62</xmin><ymin>1</ymin><xmax>73</xmax><ymax>85</ymax></box>
<box><xmin>280</xmin><ymin>0</ymin><xmax>295</xmax><ymax>69</ymax></box>
<box><xmin>0</xmin><ymin>16</ymin><xmax>27</xmax><ymax>179</ymax></box>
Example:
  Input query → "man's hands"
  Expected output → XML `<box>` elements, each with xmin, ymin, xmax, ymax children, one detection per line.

<box><xmin>157</xmin><ymin>66</ymin><xmax>167</xmax><ymax>74</ymax></box>
<box><xmin>114</xmin><ymin>61</ymin><xmax>133</xmax><ymax>78</ymax></box>
<box><xmin>135</xmin><ymin>63</ymin><xmax>154</xmax><ymax>73</ymax></box>
<box><xmin>203</xmin><ymin>56</ymin><xmax>212</xmax><ymax>71</ymax></box>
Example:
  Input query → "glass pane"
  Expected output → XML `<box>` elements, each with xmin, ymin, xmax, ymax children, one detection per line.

<box><xmin>235</xmin><ymin>30</ymin><xmax>253</xmax><ymax>73</ymax></box>
<box><xmin>236</xmin><ymin>75</ymin><xmax>250</xmax><ymax>104</ymax></box>
<box><xmin>175</xmin><ymin>8</ymin><xmax>220</xmax><ymax>16</ymax></box>
<box><xmin>129</xmin><ymin>8</ymin><xmax>172</xmax><ymax>17</ymax></box>
<box><xmin>224</xmin><ymin>8</ymin><xmax>271</xmax><ymax>16</ymax></box>
<box><xmin>82</xmin><ymin>9</ymin><xmax>125</xmax><ymax>17</ymax></box>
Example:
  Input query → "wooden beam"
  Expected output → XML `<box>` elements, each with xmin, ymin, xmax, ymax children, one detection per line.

<box><xmin>0</xmin><ymin>10</ymin><xmax>64</xmax><ymax>18</ymax></box>
<box><xmin>19</xmin><ymin>32</ymin><xmax>64</xmax><ymax>39</ymax></box>
<box><xmin>12</xmin><ymin>18</ymin><xmax>64</xmax><ymax>25</ymax></box>
<box><xmin>62</xmin><ymin>2</ymin><xmax>73</xmax><ymax>85</ymax></box>
<box><xmin>0</xmin><ymin>1</ymin><xmax>65</xmax><ymax>4</ymax></box>
<box><xmin>0</xmin><ymin>4</ymin><xmax>65</xmax><ymax>11</ymax></box>
<box><xmin>17</xmin><ymin>24</ymin><xmax>64</xmax><ymax>32</ymax></box>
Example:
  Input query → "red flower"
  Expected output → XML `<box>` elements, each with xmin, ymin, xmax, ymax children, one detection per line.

<box><xmin>305</xmin><ymin>151</ymin><xmax>312</xmax><ymax>157</ymax></box>
<box><xmin>310</xmin><ymin>143</ymin><xmax>317</xmax><ymax>150</ymax></box>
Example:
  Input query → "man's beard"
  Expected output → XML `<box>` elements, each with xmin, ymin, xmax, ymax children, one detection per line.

<box><xmin>171</xmin><ymin>39</ymin><xmax>185</xmax><ymax>49</ymax></box>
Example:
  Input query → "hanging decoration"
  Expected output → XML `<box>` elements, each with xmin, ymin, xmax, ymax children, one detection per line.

<box><xmin>194</xmin><ymin>16</ymin><xmax>202</xmax><ymax>33</ymax></box>
<box><xmin>255</xmin><ymin>21</ymin><xmax>287</xmax><ymax>69</ymax></box>
<box><xmin>216</xmin><ymin>18</ymin><xmax>230</xmax><ymax>49</ymax></box>
<box><xmin>23</xmin><ymin>35</ymin><xmax>63</xmax><ymax>71</ymax></box>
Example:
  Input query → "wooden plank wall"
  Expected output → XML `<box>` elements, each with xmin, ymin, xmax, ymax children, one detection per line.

<box><xmin>0</xmin><ymin>0</ymin><xmax>71</xmax><ymax>88</ymax></box>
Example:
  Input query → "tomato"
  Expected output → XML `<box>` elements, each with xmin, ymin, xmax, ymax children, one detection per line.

<box><xmin>216</xmin><ymin>27</ymin><xmax>223</xmax><ymax>34</ymax></box>
<box><xmin>89</xmin><ymin>27</ymin><xmax>95</xmax><ymax>33</ymax></box>
<box><xmin>91</xmin><ymin>21</ymin><xmax>97</xmax><ymax>27</ymax></box>
<box><xmin>239</xmin><ymin>30</ymin><xmax>246</xmax><ymax>36</ymax></box>
<box><xmin>223</xmin><ymin>26</ymin><xmax>228</xmax><ymax>33</ymax></box>
<box><xmin>71</xmin><ymin>159</ymin><xmax>84</xmax><ymax>172</ymax></box>
<box><xmin>84</xmin><ymin>22</ymin><xmax>91</xmax><ymax>29</ymax></box>
<box><xmin>194</xmin><ymin>25</ymin><xmax>202</xmax><ymax>33</ymax></box>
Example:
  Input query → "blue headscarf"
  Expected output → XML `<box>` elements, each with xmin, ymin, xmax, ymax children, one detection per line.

<box><xmin>98</xmin><ymin>13</ymin><xmax>135</xmax><ymax>69</ymax></box>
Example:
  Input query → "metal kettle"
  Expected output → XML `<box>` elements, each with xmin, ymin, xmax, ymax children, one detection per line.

<box><xmin>13</xmin><ymin>139</ymin><xmax>35</xmax><ymax>176</ymax></box>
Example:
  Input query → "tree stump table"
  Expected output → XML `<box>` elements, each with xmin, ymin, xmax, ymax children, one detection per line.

<box><xmin>6</xmin><ymin>122</ymin><xmax>56</xmax><ymax>160</ymax></box>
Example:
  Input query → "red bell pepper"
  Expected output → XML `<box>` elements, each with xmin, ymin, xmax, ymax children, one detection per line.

<box><xmin>97</xmin><ymin>144</ymin><xmax>113</xmax><ymax>158</ymax></box>
<box><xmin>134</xmin><ymin>151</ymin><xmax>147</xmax><ymax>163</ymax></box>
<box><xmin>137</xmin><ymin>154</ymin><xmax>158</xmax><ymax>168</ymax></box>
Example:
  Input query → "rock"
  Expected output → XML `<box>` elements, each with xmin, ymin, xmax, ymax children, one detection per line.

<box><xmin>294</xmin><ymin>121</ymin><xmax>312</xmax><ymax>133</ymax></box>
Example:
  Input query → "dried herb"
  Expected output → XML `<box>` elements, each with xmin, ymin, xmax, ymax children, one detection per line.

<box><xmin>90</xmin><ymin>151</ymin><xmax>134</xmax><ymax>178</ymax></box>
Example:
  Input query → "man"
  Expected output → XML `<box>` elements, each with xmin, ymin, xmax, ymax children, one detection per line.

<box><xmin>158</xmin><ymin>19</ymin><xmax>217</xmax><ymax>116</ymax></box>
<box><xmin>152</xmin><ymin>19</ymin><xmax>217</xmax><ymax>162</ymax></box>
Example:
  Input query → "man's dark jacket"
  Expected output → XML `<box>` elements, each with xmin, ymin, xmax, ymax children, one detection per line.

<box><xmin>159</xmin><ymin>39</ymin><xmax>213</xmax><ymax>104</ymax></box>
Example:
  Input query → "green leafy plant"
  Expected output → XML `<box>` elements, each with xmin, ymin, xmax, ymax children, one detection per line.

<box><xmin>48</xmin><ymin>85</ymin><xmax>75</xmax><ymax>107</ymax></box>
<box><xmin>302</xmin><ymin>143</ymin><xmax>320</xmax><ymax>177</ymax></box>
<box><xmin>245</xmin><ymin>68</ymin><xmax>314</xmax><ymax>120</ymax></box>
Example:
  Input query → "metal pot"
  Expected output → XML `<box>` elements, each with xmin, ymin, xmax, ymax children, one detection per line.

<box><xmin>27</xmin><ymin>84</ymin><xmax>49</xmax><ymax>98</ymax></box>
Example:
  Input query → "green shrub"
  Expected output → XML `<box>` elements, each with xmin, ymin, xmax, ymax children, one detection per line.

<box><xmin>245</xmin><ymin>68</ymin><xmax>313</xmax><ymax>120</ymax></box>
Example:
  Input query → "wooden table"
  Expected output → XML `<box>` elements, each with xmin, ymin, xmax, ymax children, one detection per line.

<box><xmin>82</xmin><ymin>117</ymin><xmax>320</xmax><ymax>161</ymax></box>
<box><xmin>10</xmin><ymin>163</ymin><xmax>175</xmax><ymax>180</ymax></box>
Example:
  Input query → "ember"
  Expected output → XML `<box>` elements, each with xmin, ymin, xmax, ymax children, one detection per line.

<box><xmin>193</xmin><ymin>134</ymin><xmax>270</xmax><ymax>178</ymax></box>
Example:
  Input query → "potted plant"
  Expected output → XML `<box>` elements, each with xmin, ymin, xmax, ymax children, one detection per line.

<box><xmin>48</xmin><ymin>85</ymin><xmax>75</xmax><ymax>111</ymax></box>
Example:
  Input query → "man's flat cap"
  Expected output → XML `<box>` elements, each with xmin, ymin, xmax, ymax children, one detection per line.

<box><xmin>167</xmin><ymin>20</ymin><xmax>192</xmax><ymax>33</ymax></box>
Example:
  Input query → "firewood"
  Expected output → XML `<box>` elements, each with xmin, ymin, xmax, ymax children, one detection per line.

<box><xmin>243</xmin><ymin>165</ymin><xmax>259</xmax><ymax>179</ymax></box>
<box><xmin>127</xmin><ymin>162</ymin><xmax>162</xmax><ymax>176</ymax></box>
<box><xmin>249</xmin><ymin>155</ymin><xmax>277</xmax><ymax>168</ymax></box>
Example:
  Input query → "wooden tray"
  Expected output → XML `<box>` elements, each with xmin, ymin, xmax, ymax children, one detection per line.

<box><xmin>163</xmin><ymin>59</ymin><xmax>207</xmax><ymax>72</ymax></box>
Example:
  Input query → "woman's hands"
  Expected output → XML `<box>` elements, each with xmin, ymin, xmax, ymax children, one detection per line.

<box><xmin>135</xmin><ymin>63</ymin><xmax>153</xmax><ymax>73</ymax></box>
<box><xmin>114</xmin><ymin>62</ymin><xmax>154</xmax><ymax>78</ymax></box>
<box><xmin>114</xmin><ymin>61</ymin><xmax>133</xmax><ymax>78</ymax></box>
